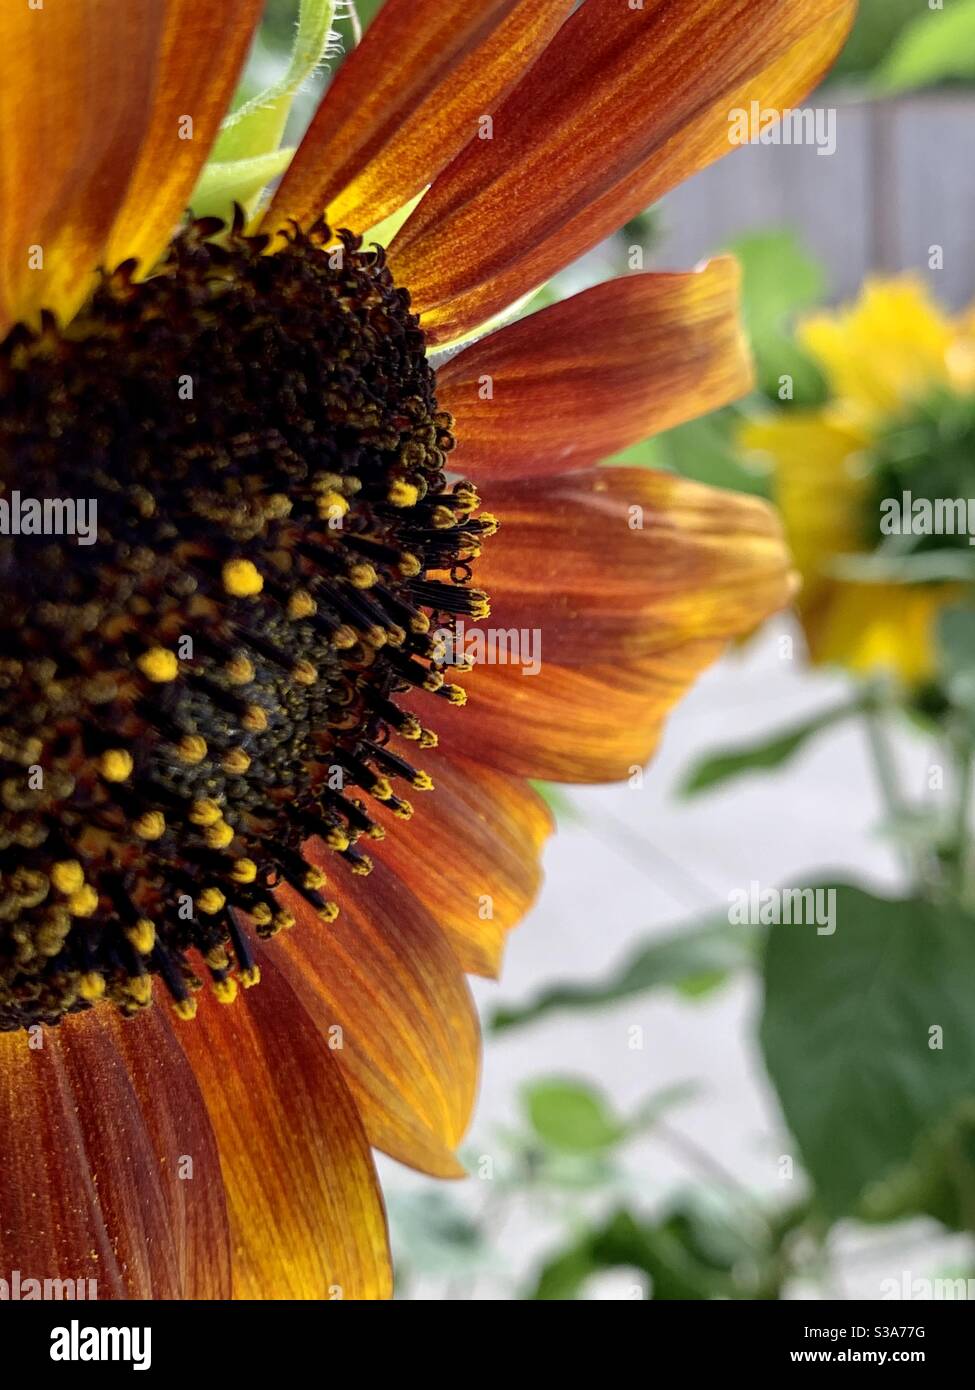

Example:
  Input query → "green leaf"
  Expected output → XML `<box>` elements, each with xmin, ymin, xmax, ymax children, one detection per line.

<box><xmin>527</xmin><ymin>780</ymin><xmax>581</xmax><ymax>824</ymax></box>
<box><xmin>189</xmin><ymin>149</ymin><xmax>295</xmax><ymax>220</ymax></box>
<box><xmin>213</xmin><ymin>0</ymin><xmax>337</xmax><ymax>163</ymax></box>
<box><xmin>828</xmin><ymin>0</ymin><xmax>925</xmax><ymax>82</ymax></box>
<box><xmin>680</xmin><ymin>699</ymin><xmax>862</xmax><ymax>796</ymax></box>
<box><xmin>386</xmin><ymin>1191</ymin><xmax>496</xmax><ymax>1280</ymax></box>
<box><xmin>729</xmin><ymin>231</ymin><xmax>828</xmax><ymax>407</ymax></box>
<box><xmin>875</xmin><ymin>0</ymin><xmax>975</xmax><ymax>93</ymax></box>
<box><xmin>827</xmin><ymin>549</ymin><xmax>975</xmax><ymax>585</ymax></box>
<box><xmin>761</xmin><ymin>884</ymin><xmax>975</xmax><ymax>1218</ymax></box>
<box><xmin>858</xmin><ymin>1099</ymin><xmax>975</xmax><ymax>1233</ymax></box>
<box><xmin>523</xmin><ymin>1079</ymin><xmax>625</xmax><ymax>1154</ymax></box>
<box><xmin>529</xmin><ymin>1208</ymin><xmax>736</xmax><ymax>1300</ymax></box>
<box><xmin>491</xmin><ymin>917</ymin><xmax>754</xmax><ymax>1034</ymax></box>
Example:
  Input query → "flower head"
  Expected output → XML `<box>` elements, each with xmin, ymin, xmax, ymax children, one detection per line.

<box><xmin>742</xmin><ymin>277</ymin><xmax>975</xmax><ymax>685</ymax></box>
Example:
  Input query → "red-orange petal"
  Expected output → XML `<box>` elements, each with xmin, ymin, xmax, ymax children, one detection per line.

<box><xmin>268</xmin><ymin>0</ymin><xmax>574</xmax><ymax>237</ymax></box>
<box><xmin>421</xmin><ymin>644</ymin><xmax>725</xmax><ymax>783</ymax></box>
<box><xmin>473</xmin><ymin>468</ymin><xmax>795</xmax><ymax>666</ymax></box>
<box><xmin>104</xmin><ymin>0</ymin><xmax>265</xmax><ymax>276</ymax></box>
<box><xmin>176</xmin><ymin>960</ymin><xmax>391</xmax><ymax>1299</ymax></box>
<box><xmin>391</xmin><ymin>0</ymin><xmax>856</xmax><ymax>345</ymax></box>
<box><xmin>0</xmin><ymin>0</ymin><xmax>166</xmax><ymax>331</ymax></box>
<box><xmin>370</xmin><ymin>746</ymin><xmax>552</xmax><ymax>977</ymax></box>
<box><xmin>268</xmin><ymin>852</ymin><xmax>480</xmax><ymax>1178</ymax></box>
<box><xmin>438</xmin><ymin>260</ymin><xmax>752</xmax><ymax>481</ymax></box>
<box><xmin>0</xmin><ymin>1006</ymin><xmax>231</xmax><ymax>1298</ymax></box>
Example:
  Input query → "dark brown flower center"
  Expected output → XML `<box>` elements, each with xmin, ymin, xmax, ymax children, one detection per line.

<box><xmin>0</xmin><ymin>215</ymin><xmax>493</xmax><ymax>1030</ymax></box>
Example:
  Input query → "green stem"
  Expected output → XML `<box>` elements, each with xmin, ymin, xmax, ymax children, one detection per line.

<box><xmin>863</xmin><ymin>705</ymin><xmax>916</xmax><ymax>885</ymax></box>
<box><xmin>947</xmin><ymin>722</ymin><xmax>975</xmax><ymax>908</ymax></box>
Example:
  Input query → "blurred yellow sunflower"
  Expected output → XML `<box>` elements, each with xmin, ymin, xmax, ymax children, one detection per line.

<box><xmin>742</xmin><ymin>277</ymin><xmax>975</xmax><ymax>685</ymax></box>
<box><xmin>0</xmin><ymin>0</ymin><xmax>853</xmax><ymax>1298</ymax></box>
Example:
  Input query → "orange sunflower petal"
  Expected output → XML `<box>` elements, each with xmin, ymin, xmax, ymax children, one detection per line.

<box><xmin>0</xmin><ymin>1006</ymin><xmax>231</xmax><ymax>1298</ymax></box>
<box><xmin>104</xmin><ymin>0</ymin><xmax>265</xmax><ymax>276</ymax></box>
<box><xmin>176</xmin><ymin>960</ymin><xmax>391</xmax><ymax>1299</ymax></box>
<box><xmin>370</xmin><ymin>745</ymin><xmax>552</xmax><ymax>977</ymax></box>
<box><xmin>268</xmin><ymin>852</ymin><xmax>480</xmax><ymax>1178</ymax></box>
<box><xmin>391</xmin><ymin>0</ymin><xmax>857</xmax><ymax>345</ymax></box>
<box><xmin>438</xmin><ymin>260</ymin><xmax>752</xmax><ymax>481</ymax></box>
<box><xmin>268</xmin><ymin>0</ymin><xmax>575</xmax><ymax>237</ymax></box>
<box><xmin>0</xmin><ymin>0</ymin><xmax>166</xmax><ymax>331</ymax></box>
<box><xmin>473</xmin><ymin>469</ymin><xmax>796</xmax><ymax>666</ymax></box>
<box><xmin>420</xmin><ymin>644</ymin><xmax>725</xmax><ymax>783</ymax></box>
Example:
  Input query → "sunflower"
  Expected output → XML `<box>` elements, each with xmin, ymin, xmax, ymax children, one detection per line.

<box><xmin>0</xmin><ymin>0</ymin><xmax>853</xmax><ymax>1299</ymax></box>
<box><xmin>742</xmin><ymin>277</ymin><xmax>975</xmax><ymax>685</ymax></box>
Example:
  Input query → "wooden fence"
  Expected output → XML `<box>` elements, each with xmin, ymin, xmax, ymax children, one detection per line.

<box><xmin>650</xmin><ymin>95</ymin><xmax>975</xmax><ymax>308</ymax></box>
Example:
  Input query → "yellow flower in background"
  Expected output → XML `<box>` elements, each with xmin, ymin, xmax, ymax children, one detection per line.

<box><xmin>742</xmin><ymin>278</ymin><xmax>975</xmax><ymax>685</ymax></box>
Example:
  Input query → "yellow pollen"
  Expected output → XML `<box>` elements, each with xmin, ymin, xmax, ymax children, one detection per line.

<box><xmin>240</xmin><ymin>965</ymin><xmax>261</xmax><ymax>988</ymax></box>
<box><xmin>231</xmin><ymin>858</ymin><xmax>258</xmax><ymax>884</ymax></box>
<box><xmin>225</xmin><ymin>655</ymin><xmax>255</xmax><ymax>685</ymax></box>
<box><xmin>288</xmin><ymin>588</ymin><xmax>316</xmax><ymax>619</ymax></box>
<box><xmin>126</xmin><ymin>919</ymin><xmax>156</xmax><ymax>954</ymax></box>
<box><xmin>173</xmin><ymin>997</ymin><xmax>198</xmax><ymax>1021</ymax></box>
<box><xmin>351</xmin><ymin>856</ymin><xmax>373</xmax><ymax>877</ymax></box>
<box><xmin>319</xmin><ymin>901</ymin><xmax>340</xmax><ymax>923</ymax></box>
<box><xmin>349</xmin><ymin>562</ymin><xmax>378</xmax><ymax>589</ymax></box>
<box><xmin>292</xmin><ymin>659</ymin><xmax>317</xmax><ymax>685</ymax></box>
<box><xmin>388</xmin><ymin>479</ymin><xmax>419</xmax><ymax>507</ymax></box>
<box><xmin>50</xmin><ymin>859</ymin><xmax>85</xmax><ymax>895</ymax></box>
<box><xmin>197</xmin><ymin>887</ymin><xmax>226</xmax><ymax>915</ymax></box>
<box><xmin>222</xmin><ymin>558</ymin><xmax>264</xmax><ymax>597</ymax></box>
<box><xmin>99</xmin><ymin>748</ymin><xmax>133</xmax><ymax>782</ymax></box>
<box><xmin>204</xmin><ymin>819</ymin><xmax>235</xmax><ymax>850</ymax></box>
<box><xmin>469</xmin><ymin>595</ymin><xmax>491</xmax><ymax>620</ymax></box>
<box><xmin>177</xmin><ymin>734</ymin><xmax>208</xmax><ymax>765</ymax></box>
<box><xmin>445</xmin><ymin>684</ymin><xmax>468</xmax><ymax>706</ymax></box>
<box><xmin>394</xmin><ymin>800</ymin><xmax>414</xmax><ymax>821</ymax></box>
<box><xmin>134</xmin><ymin>810</ymin><xmax>166</xmax><ymax>840</ymax></box>
<box><xmin>317</xmin><ymin>490</ymin><xmax>349</xmax><ymax>521</ymax></box>
<box><xmin>413</xmin><ymin>770</ymin><xmax>434</xmax><ymax>791</ymax></box>
<box><xmin>189</xmin><ymin>798</ymin><xmax>223</xmax><ymax>827</ymax></box>
<box><xmin>371</xmin><ymin>777</ymin><xmax>393</xmax><ymax>801</ymax></box>
<box><xmin>431</xmin><ymin>506</ymin><xmax>456</xmax><ymax>530</ymax></box>
<box><xmin>67</xmin><ymin>884</ymin><xmax>99</xmax><ymax>917</ymax></box>
<box><xmin>127</xmin><ymin>977</ymin><xmax>153</xmax><ymax>1006</ymax></box>
<box><xmin>303</xmin><ymin>867</ymin><xmax>327</xmax><ymax>891</ymax></box>
<box><xmin>419</xmin><ymin>728</ymin><xmax>439</xmax><ymax>749</ymax></box>
<box><xmin>252</xmin><ymin>903</ymin><xmax>273</xmax><ymax>927</ymax></box>
<box><xmin>222</xmin><ymin>748</ymin><xmax>251</xmax><ymax>775</ymax></box>
<box><xmin>138</xmin><ymin>646</ymin><xmax>179</xmax><ymax>683</ymax></box>
<box><xmin>78</xmin><ymin>971</ymin><xmax>106</xmax><ymax>1001</ymax></box>
<box><xmin>398</xmin><ymin>553</ymin><xmax>421</xmax><ymax>577</ymax></box>
<box><xmin>242</xmin><ymin>704</ymin><xmax>269</xmax><ymax>732</ymax></box>
<box><xmin>274</xmin><ymin>909</ymin><xmax>295</xmax><ymax>931</ymax></box>
<box><xmin>325</xmin><ymin>827</ymin><xmax>350</xmax><ymax>851</ymax></box>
